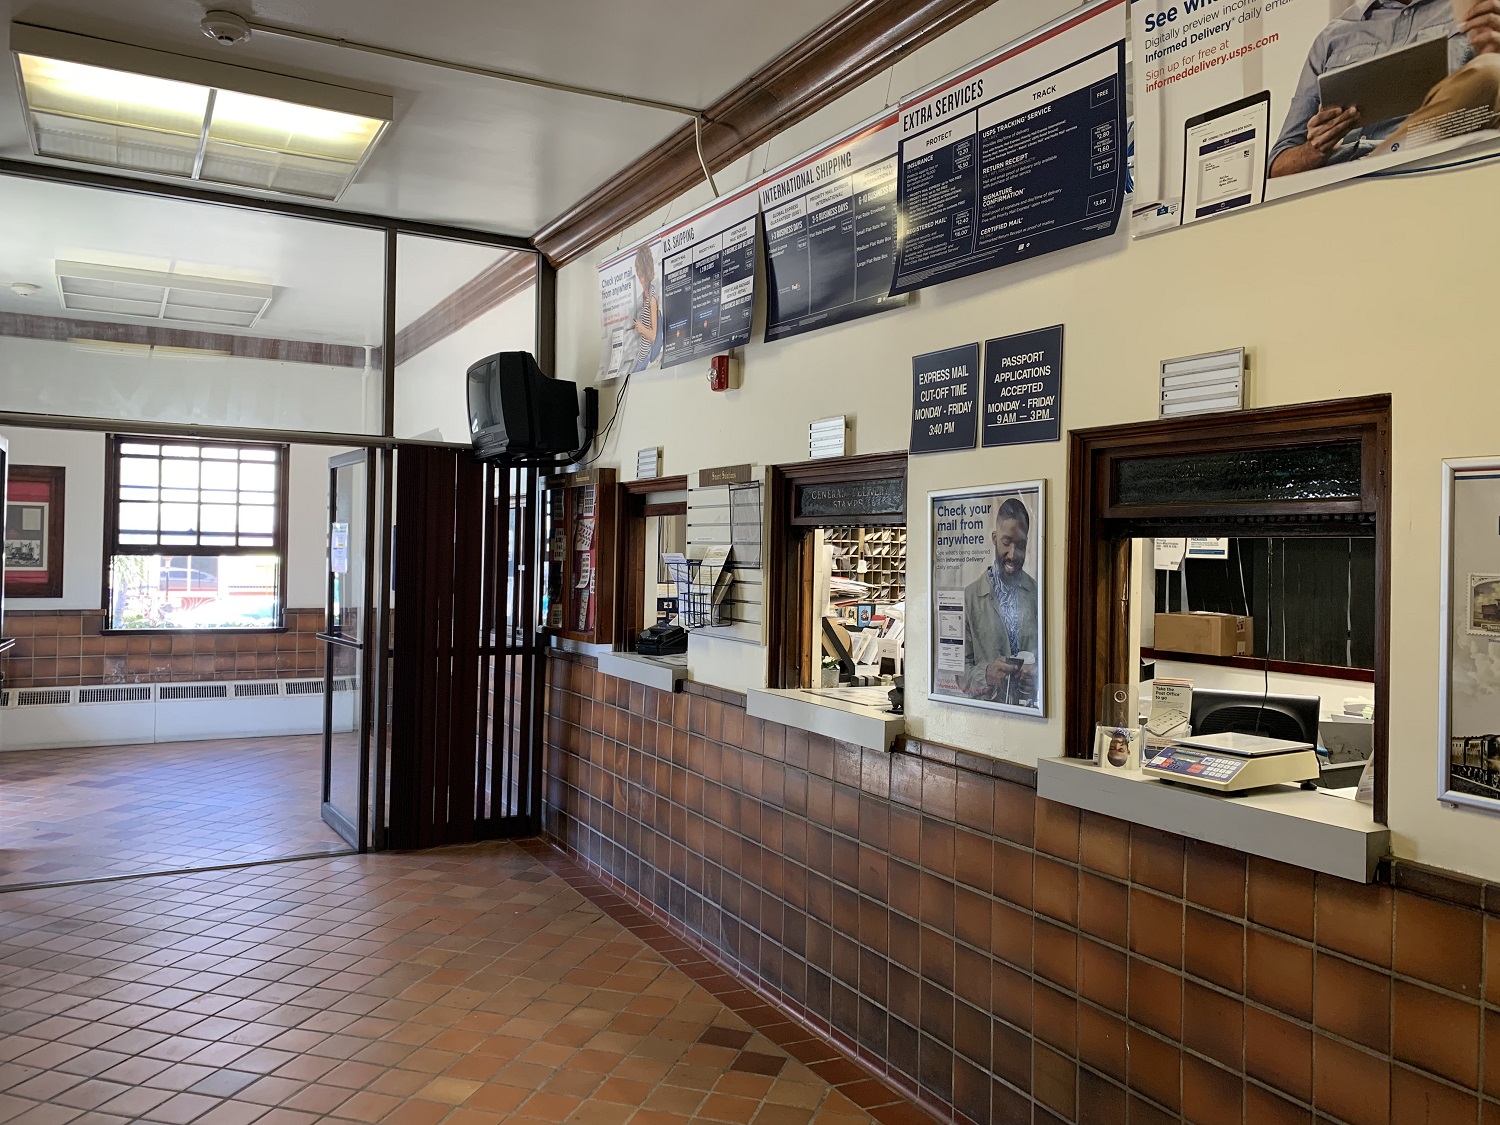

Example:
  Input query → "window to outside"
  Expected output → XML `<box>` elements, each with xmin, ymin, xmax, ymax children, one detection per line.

<box><xmin>106</xmin><ymin>436</ymin><xmax>287</xmax><ymax>630</ymax></box>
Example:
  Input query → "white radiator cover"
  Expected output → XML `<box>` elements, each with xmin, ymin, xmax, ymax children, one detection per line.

<box><xmin>0</xmin><ymin>679</ymin><xmax>356</xmax><ymax>751</ymax></box>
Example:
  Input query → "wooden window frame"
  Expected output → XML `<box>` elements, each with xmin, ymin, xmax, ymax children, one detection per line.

<box><xmin>1065</xmin><ymin>395</ymin><xmax>1391</xmax><ymax>821</ymax></box>
<box><xmin>766</xmin><ymin>451</ymin><xmax>908</xmax><ymax>689</ymax></box>
<box><xmin>101</xmin><ymin>433</ymin><xmax>291</xmax><ymax>634</ymax></box>
<box><xmin>614</xmin><ymin>475</ymin><xmax>688</xmax><ymax>648</ymax></box>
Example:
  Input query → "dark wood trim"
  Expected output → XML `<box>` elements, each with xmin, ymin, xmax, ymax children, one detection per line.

<box><xmin>1065</xmin><ymin>395</ymin><xmax>1392</xmax><ymax>823</ymax></box>
<box><xmin>0</xmin><ymin>311</ymin><xmax>368</xmax><ymax>368</ymax></box>
<box><xmin>393</xmin><ymin>252</ymin><xmax>536</xmax><ymax>367</ymax></box>
<box><xmin>622</xmin><ymin>475</ymin><xmax>689</xmax><ymax>496</ymax></box>
<box><xmin>615</xmin><ymin>486</ymin><xmax>648</xmax><ymax>649</ymax></box>
<box><xmin>615</xmin><ymin>478</ymin><xmax>689</xmax><ymax>646</ymax></box>
<box><xmin>1140</xmin><ymin>647</ymin><xmax>1377</xmax><ymax>685</ymax></box>
<box><xmin>766</xmin><ymin>451</ymin><xmax>909</xmax><ymax>689</ymax></box>
<box><xmin>531</xmin><ymin>0</ymin><xmax>1004</xmax><ymax>266</ymax></box>
<box><xmin>772</xmin><ymin>450</ymin><xmax>909</xmax><ymax>484</ymax></box>
<box><xmin>4</xmin><ymin>464</ymin><xmax>65</xmax><ymax>599</ymax></box>
<box><xmin>101</xmin><ymin>434</ymin><xmax>291</xmax><ymax>629</ymax></box>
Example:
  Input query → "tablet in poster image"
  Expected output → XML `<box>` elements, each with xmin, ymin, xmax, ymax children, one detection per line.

<box><xmin>892</xmin><ymin>2</ymin><xmax>1128</xmax><ymax>295</ymax></box>
<box><xmin>910</xmin><ymin>342</ymin><xmax>980</xmax><ymax>454</ymax></box>
<box><xmin>982</xmin><ymin>325</ymin><xmax>1063</xmax><ymax>447</ymax></box>
<box><xmin>660</xmin><ymin>215</ymin><xmax>758</xmax><ymax>369</ymax></box>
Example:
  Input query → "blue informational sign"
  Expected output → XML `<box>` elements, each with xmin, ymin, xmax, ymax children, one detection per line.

<box><xmin>910</xmin><ymin>343</ymin><xmax>980</xmax><ymax>455</ymax></box>
<box><xmin>891</xmin><ymin>1</ymin><xmax>1128</xmax><ymax>295</ymax></box>
<box><xmin>982</xmin><ymin>325</ymin><xmax>1064</xmax><ymax>447</ymax></box>
<box><xmin>659</xmin><ymin>192</ymin><xmax>760</xmax><ymax>369</ymax></box>
<box><xmin>760</xmin><ymin>115</ymin><xmax>908</xmax><ymax>342</ymax></box>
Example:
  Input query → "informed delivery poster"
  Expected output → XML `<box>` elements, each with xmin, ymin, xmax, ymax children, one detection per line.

<box><xmin>761</xmin><ymin>114</ymin><xmax>908</xmax><ymax>342</ymax></box>
<box><xmin>891</xmin><ymin>0</ymin><xmax>1129</xmax><ymax>295</ymax></box>
<box><xmin>1133</xmin><ymin>0</ymin><xmax>1500</xmax><ymax>232</ymax></box>
<box><xmin>929</xmin><ymin>481</ymin><xmax>1047</xmax><ymax>717</ymax></box>
<box><xmin>596</xmin><ymin>237</ymin><xmax>666</xmax><ymax>383</ymax></box>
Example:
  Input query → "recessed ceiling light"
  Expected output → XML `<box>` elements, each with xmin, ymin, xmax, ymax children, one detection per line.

<box><xmin>55</xmin><ymin>260</ymin><xmax>273</xmax><ymax>329</ymax></box>
<box><xmin>10</xmin><ymin>23</ymin><xmax>392</xmax><ymax>201</ymax></box>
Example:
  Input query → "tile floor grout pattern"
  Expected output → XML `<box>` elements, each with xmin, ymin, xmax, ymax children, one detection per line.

<box><xmin>0</xmin><ymin>840</ymin><xmax>939</xmax><ymax>1125</ymax></box>
<box><xmin>0</xmin><ymin>737</ymin><xmax>349</xmax><ymax>888</ymax></box>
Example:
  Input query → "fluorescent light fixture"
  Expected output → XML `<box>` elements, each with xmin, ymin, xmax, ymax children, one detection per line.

<box><xmin>10</xmin><ymin>24</ymin><xmax>392</xmax><ymax>201</ymax></box>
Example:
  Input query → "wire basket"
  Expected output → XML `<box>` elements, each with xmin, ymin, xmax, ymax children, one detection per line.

<box><xmin>676</xmin><ymin>558</ymin><xmax>733</xmax><ymax>629</ymax></box>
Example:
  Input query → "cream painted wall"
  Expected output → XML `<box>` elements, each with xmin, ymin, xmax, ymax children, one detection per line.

<box><xmin>548</xmin><ymin>2</ymin><xmax>1500</xmax><ymax>877</ymax></box>
<box><xmin>393</xmin><ymin>287</ymin><xmax>538</xmax><ymax>443</ymax></box>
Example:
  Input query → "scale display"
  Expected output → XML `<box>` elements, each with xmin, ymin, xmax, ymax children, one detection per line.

<box><xmin>1145</xmin><ymin>748</ymin><xmax>1245</xmax><ymax>783</ymax></box>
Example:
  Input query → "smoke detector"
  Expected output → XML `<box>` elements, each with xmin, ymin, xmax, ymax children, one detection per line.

<box><xmin>200</xmin><ymin>11</ymin><xmax>251</xmax><ymax>46</ymax></box>
<box><xmin>9</xmin><ymin>282</ymin><xmax>40</xmax><ymax>297</ymax></box>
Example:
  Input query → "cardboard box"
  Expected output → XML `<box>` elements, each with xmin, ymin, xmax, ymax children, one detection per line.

<box><xmin>1154</xmin><ymin>612</ymin><xmax>1253</xmax><ymax>657</ymax></box>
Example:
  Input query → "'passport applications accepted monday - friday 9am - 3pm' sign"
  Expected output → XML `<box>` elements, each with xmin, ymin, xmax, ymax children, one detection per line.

<box><xmin>891</xmin><ymin>0</ymin><xmax>1128</xmax><ymax>295</ymax></box>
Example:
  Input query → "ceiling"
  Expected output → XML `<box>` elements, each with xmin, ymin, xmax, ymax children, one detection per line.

<box><xmin>0</xmin><ymin>0</ymin><xmax>854</xmax><ymax>236</ymax></box>
<box><xmin>0</xmin><ymin>172</ymin><xmax>391</xmax><ymax>344</ymax></box>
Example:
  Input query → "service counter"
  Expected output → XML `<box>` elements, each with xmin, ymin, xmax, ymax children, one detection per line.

<box><xmin>596</xmin><ymin>650</ymin><xmax>687</xmax><ymax>693</ymax></box>
<box><xmin>1037</xmin><ymin>755</ymin><xmax>1388</xmax><ymax>883</ymax></box>
<box><xmin>746</xmin><ymin>685</ymin><xmax>904</xmax><ymax>754</ymax></box>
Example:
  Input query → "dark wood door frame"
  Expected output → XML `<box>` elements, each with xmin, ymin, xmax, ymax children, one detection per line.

<box><xmin>615</xmin><ymin>475</ymin><xmax>688</xmax><ymax>646</ymax></box>
<box><xmin>1065</xmin><ymin>395</ymin><xmax>1392</xmax><ymax>822</ymax></box>
<box><xmin>767</xmin><ymin>451</ymin><xmax>908</xmax><ymax>689</ymax></box>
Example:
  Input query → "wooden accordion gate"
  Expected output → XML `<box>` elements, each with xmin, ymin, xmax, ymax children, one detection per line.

<box><xmin>388</xmin><ymin>444</ymin><xmax>545</xmax><ymax>848</ymax></box>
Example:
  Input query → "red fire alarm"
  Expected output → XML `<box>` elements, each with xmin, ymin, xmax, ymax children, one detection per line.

<box><xmin>707</xmin><ymin>353</ymin><xmax>740</xmax><ymax>392</ymax></box>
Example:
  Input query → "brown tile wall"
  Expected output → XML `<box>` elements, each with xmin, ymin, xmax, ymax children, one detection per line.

<box><xmin>542</xmin><ymin>652</ymin><xmax>1500</xmax><ymax>1125</ymax></box>
<box><xmin>1</xmin><ymin>608</ymin><xmax>326</xmax><ymax>688</ymax></box>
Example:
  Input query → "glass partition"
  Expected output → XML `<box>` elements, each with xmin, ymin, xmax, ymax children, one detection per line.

<box><xmin>0</xmin><ymin>173</ymin><xmax>385</xmax><ymax>434</ymax></box>
<box><xmin>393</xmin><ymin>233</ymin><xmax>537</xmax><ymax>443</ymax></box>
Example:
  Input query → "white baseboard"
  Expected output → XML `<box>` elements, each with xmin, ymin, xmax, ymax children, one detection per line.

<box><xmin>0</xmin><ymin>679</ymin><xmax>356</xmax><ymax>751</ymax></box>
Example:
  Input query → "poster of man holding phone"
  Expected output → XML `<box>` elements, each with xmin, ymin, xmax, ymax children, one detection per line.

<box><xmin>929</xmin><ymin>482</ymin><xmax>1046</xmax><ymax>716</ymax></box>
<box><xmin>1271</xmin><ymin>0</ymin><xmax>1500</xmax><ymax>177</ymax></box>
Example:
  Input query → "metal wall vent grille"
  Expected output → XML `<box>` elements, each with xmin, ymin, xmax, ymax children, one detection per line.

<box><xmin>17</xmin><ymin>688</ymin><xmax>73</xmax><ymax>706</ymax></box>
<box><xmin>159</xmin><ymin>684</ymin><xmax>229</xmax><ymax>701</ymax></box>
<box><xmin>78</xmin><ymin>686</ymin><xmax>154</xmax><ymax>703</ymax></box>
<box><xmin>284</xmin><ymin>680</ymin><xmax>323</xmax><ymax>696</ymax></box>
<box><xmin>232</xmin><ymin>682</ymin><xmax>281</xmax><ymax>698</ymax></box>
<box><xmin>332</xmin><ymin>677</ymin><xmax>356</xmax><ymax>693</ymax></box>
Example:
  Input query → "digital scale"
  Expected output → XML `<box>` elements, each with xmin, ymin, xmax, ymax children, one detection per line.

<box><xmin>1143</xmin><ymin>731</ymin><xmax>1320</xmax><ymax>792</ymax></box>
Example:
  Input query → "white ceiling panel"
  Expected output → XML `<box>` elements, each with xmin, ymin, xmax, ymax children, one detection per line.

<box><xmin>0</xmin><ymin>0</ymin><xmax>854</xmax><ymax>235</ymax></box>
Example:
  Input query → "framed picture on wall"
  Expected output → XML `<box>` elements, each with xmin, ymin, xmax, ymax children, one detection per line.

<box><xmin>1440</xmin><ymin>460</ymin><xmax>1500</xmax><ymax>812</ymax></box>
<box><xmin>4</xmin><ymin>465</ymin><xmax>65</xmax><ymax>599</ymax></box>
<box><xmin>928</xmin><ymin>480</ymin><xmax>1046</xmax><ymax>717</ymax></box>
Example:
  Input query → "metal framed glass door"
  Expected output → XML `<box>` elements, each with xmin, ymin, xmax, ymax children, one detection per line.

<box><xmin>319</xmin><ymin>449</ymin><xmax>376</xmax><ymax>848</ymax></box>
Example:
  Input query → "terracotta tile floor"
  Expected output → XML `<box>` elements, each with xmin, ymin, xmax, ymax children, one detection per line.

<box><xmin>0</xmin><ymin>737</ymin><xmax>348</xmax><ymax>888</ymax></box>
<box><xmin>0</xmin><ymin>840</ymin><xmax>932</xmax><ymax>1125</ymax></box>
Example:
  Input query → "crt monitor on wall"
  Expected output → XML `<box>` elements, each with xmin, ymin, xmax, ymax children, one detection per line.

<box><xmin>467</xmin><ymin>352</ymin><xmax>579</xmax><ymax>460</ymax></box>
<box><xmin>1190</xmin><ymin>688</ymin><xmax>1320</xmax><ymax>745</ymax></box>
